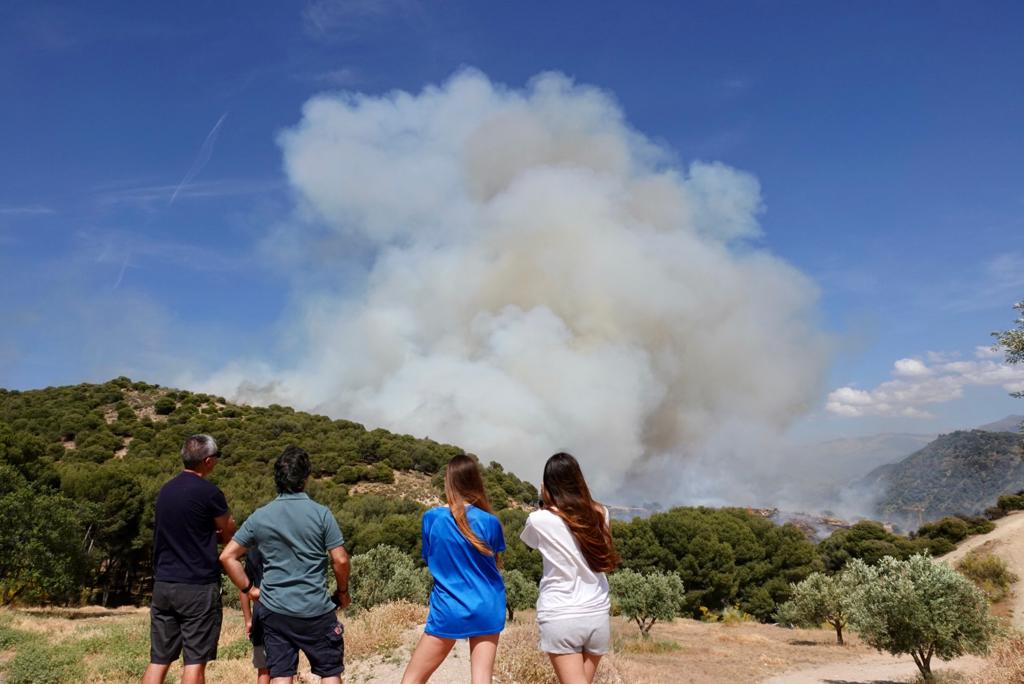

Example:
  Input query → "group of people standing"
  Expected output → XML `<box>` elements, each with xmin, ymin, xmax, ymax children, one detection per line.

<box><xmin>141</xmin><ymin>434</ymin><xmax>619</xmax><ymax>684</ymax></box>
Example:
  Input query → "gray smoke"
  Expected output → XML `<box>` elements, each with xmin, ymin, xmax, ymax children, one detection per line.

<box><xmin>202</xmin><ymin>70</ymin><xmax>829</xmax><ymax>498</ymax></box>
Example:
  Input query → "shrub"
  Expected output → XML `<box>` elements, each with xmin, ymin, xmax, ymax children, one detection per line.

<box><xmin>846</xmin><ymin>554</ymin><xmax>999</xmax><ymax>681</ymax></box>
<box><xmin>609</xmin><ymin>569</ymin><xmax>685</xmax><ymax>638</ymax></box>
<box><xmin>348</xmin><ymin>544</ymin><xmax>430</xmax><ymax>610</ymax></box>
<box><xmin>956</xmin><ymin>550</ymin><xmax>1019</xmax><ymax>603</ymax></box>
<box><xmin>153</xmin><ymin>397</ymin><xmax>176</xmax><ymax>415</ymax></box>
<box><xmin>503</xmin><ymin>568</ymin><xmax>539</xmax><ymax>621</ymax></box>
<box><xmin>997</xmin><ymin>493</ymin><xmax>1024</xmax><ymax>514</ymax></box>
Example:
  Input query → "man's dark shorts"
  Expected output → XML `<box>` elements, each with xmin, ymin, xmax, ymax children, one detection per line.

<box><xmin>262</xmin><ymin>608</ymin><xmax>344</xmax><ymax>678</ymax></box>
<box><xmin>150</xmin><ymin>581</ymin><xmax>222</xmax><ymax>665</ymax></box>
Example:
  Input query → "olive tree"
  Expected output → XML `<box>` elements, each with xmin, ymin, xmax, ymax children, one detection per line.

<box><xmin>846</xmin><ymin>554</ymin><xmax>999</xmax><ymax>681</ymax></box>
<box><xmin>994</xmin><ymin>300</ymin><xmax>1023</xmax><ymax>404</ymax></box>
<box><xmin>502</xmin><ymin>569</ymin><xmax>539</xmax><ymax>622</ymax></box>
<box><xmin>775</xmin><ymin>570</ymin><xmax>858</xmax><ymax>644</ymax></box>
<box><xmin>609</xmin><ymin>569</ymin><xmax>685</xmax><ymax>638</ymax></box>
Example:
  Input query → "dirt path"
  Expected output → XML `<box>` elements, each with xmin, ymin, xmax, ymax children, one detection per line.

<box><xmin>939</xmin><ymin>510</ymin><xmax>1024</xmax><ymax>627</ymax></box>
<box><xmin>345</xmin><ymin>628</ymin><xmax>470</xmax><ymax>683</ymax></box>
<box><xmin>759</xmin><ymin>653</ymin><xmax>985</xmax><ymax>683</ymax></box>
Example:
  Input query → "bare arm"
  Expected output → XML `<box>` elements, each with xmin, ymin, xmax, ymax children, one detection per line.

<box><xmin>214</xmin><ymin>512</ymin><xmax>236</xmax><ymax>545</ymax></box>
<box><xmin>240</xmin><ymin>591</ymin><xmax>253</xmax><ymax>635</ymax></box>
<box><xmin>329</xmin><ymin>545</ymin><xmax>351</xmax><ymax>610</ymax></box>
<box><xmin>220</xmin><ymin>540</ymin><xmax>259</xmax><ymax>602</ymax></box>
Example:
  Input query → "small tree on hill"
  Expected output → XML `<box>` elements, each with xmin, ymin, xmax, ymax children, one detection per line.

<box><xmin>502</xmin><ymin>569</ymin><xmax>538</xmax><ymax>621</ymax></box>
<box><xmin>846</xmin><ymin>554</ymin><xmax>999</xmax><ymax>681</ymax></box>
<box><xmin>775</xmin><ymin>570</ymin><xmax>858</xmax><ymax>644</ymax></box>
<box><xmin>609</xmin><ymin>569</ymin><xmax>685</xmax><ymax>638</ymax></box>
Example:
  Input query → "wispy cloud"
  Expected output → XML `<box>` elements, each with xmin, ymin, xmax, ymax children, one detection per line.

<box><xmin>95</xmin><ymin>178</ymin><xmax>283</xmax><ymax>208</ymax></box>
<box><xmin>0</xmin><ymin>204</ymin><xmax>56</xmax><ymax>216</ymax></box>
<box><xmin>170</xmin><ymin>112</ymin><xmax>229</xmax><ymax>206</ymax></box>
<box><xmin>302</xmin><ymin>0</ymin><xmax>423</xmax><ymax>40</ymax></box>
<box><xmin>826</xmin><ymin>347</ymin><xmax>1024</xmax><ymax>418</ymax></box>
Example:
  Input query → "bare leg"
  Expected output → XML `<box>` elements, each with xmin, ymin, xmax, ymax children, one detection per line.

<box><xmin>141</xmin><ymin>663</ymin><xmax>170</xmax><ymax>684</ymax></box>
<box><xmin>468</xmin><ymin>634</ymin><xmax>499</xmax><ymax>684</ymax></box>
<box><xmin>548</xmin><ymin>652</ymin><xmax>590</xmax><ymax>684</ymax></box>
<box><xmin>269</xmin><ymin>677</ymin><xmax>293</xmax><ymax>684</ymax></box>
<box><xmin>257</xmin><ymin>668</ymin><xmax>271</xmax><ymax>684</ymax></box>
<box><xmin>401</xmin><ymin>633</ymin><xmax>456</xmax><ymax>684</ymax></box>
<box><xmin>583</xmin><ymin>653</ymin><xmax>602</xmax><ymax>683</ymax></box>
<box><xmin>319</xmin><ymin>677</ymin><xmax>342</xmax><ymax>684</ymax></box>
<box><xmin>179</xmin><ymin>664</ymin><xmax>207</xmax><ymax>684</ymax></box>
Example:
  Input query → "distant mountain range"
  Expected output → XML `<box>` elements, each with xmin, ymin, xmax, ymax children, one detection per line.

<box><xmin>854</xmin><ymin>425</ymin><xmax>1024</xmax><ymax>529</ymax></box>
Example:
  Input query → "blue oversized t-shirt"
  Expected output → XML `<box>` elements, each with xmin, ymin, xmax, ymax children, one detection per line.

<box><xmin>422</xmin><ymin>505</ymin><xmax>507</xmax><ymax>638</ymax></box>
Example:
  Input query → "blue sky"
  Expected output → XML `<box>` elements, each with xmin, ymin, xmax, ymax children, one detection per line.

<box><xmin>1</xmin><ymin>0</ymin><xmax>1022</xmax><ymax>442</ymax></box>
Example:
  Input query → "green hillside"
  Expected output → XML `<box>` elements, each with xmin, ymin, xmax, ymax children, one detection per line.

<box><xmin>0</xmin><ymin>377</ymin><xmax>536</xmax><ymax>605</ymax></box>
<box><xmin>860</xmin><ymin>430</ymin><xmax>1024</xmax><ymax>526</ymax></box>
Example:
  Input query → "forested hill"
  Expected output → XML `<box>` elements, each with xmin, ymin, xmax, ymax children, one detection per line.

<box><xmin>0</xmin><ymin>377</ymin><xmax>537</xmax><ymax>605</ymax></box>
<box><xmin>859</xmin><ymin>429</ymin><xmax>1024</xmax><ymax>526</ymax></box>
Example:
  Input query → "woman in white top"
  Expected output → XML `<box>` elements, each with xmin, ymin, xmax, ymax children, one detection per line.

<box><xmin>520</xmin><ymin>452</ymin><xmax>619</xmax><ymax>684</ymax></box>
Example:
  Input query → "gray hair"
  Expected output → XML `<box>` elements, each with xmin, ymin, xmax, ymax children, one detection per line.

<box><xmin>181</xmin><ymin>434</ymin><xmax>219</xmax><ymax>469</ymax></box>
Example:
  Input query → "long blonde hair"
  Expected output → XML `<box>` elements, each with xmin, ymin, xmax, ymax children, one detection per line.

<box><xmin>445</xmin><ymin>455</ymin><xmax>496</xmax><ymax>558</ymax></box>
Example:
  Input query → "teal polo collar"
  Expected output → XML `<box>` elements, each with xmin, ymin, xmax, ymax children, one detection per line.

<box><xmin>276</xmin><ymin>492</ymin><xmax>310</xmax><ymax>500</ymax></box>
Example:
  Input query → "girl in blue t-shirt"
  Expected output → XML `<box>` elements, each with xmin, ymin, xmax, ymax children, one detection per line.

<box><xmin>401</xmin><ymin>455</ymin><xmax>506</xmax><ymax>684</ymax></box>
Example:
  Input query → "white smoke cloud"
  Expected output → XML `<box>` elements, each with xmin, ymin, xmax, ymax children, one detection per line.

<box><xmin>203</xmin><ymin>70</ymin><xmax>829</xmax><ymax>497</ymax></box>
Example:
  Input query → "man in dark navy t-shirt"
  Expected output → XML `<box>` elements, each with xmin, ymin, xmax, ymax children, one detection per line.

<box><xmin>143</xmin><ymin>434</ymin><xmax>235</xmax><ymax>684</ymax></box>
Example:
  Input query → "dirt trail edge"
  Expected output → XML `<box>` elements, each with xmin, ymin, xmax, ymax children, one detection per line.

<box><xmin>759</xmin><ymin>653</ymin><xmax>984</xmax><ymax>684</ymax></box>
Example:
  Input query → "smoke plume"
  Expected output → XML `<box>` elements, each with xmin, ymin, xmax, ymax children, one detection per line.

<box><xmin>206</xmin><ymin>70</ymin><xmax>829</xmax><ymax>498</ymax></box>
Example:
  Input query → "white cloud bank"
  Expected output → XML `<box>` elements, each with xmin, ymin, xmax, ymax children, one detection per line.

<box><xmin>827</xmin><ymin>347</ymin><xmax>1024</xmax><ymax>418</ymax></box>
<box><xmin>202</xmin><ymin>70</ymin><xmax>828</xmax><ymax>495</ymax></box>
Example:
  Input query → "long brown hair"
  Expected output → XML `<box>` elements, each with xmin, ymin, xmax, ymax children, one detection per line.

<box><xmin>542</xmin><ymin>452</ymin><xmax>619</xmax><ymax>573</ymax></box>
<box><xmin>445</xmin><ymin>454</ymin><xmax>496</xmax><ymax>558</ymax></box>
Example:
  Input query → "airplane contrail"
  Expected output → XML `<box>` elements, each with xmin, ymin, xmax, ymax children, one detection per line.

<box><xmin>169</xmin><ymin>112</ymin><xmax>229</xmax><ymax>206</ymax></box>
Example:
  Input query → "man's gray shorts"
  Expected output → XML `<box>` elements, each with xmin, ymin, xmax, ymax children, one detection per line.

<box><xmin>150</xmin><ymin>581</ymin><xmax>222</xmax><ymax>665</ymax></box>
<box><xmin>538</xmin><ymin>614</ymin><xmax>610</xmax><ymax>655</ymax></box>
<box><xmin>253</xmin><ymin>645</ymin><xmax>267</xmax><ymax>669</ymax></box>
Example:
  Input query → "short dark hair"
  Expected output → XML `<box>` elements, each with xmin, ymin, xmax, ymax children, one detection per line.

<box><xmin>275</xmin><ymin>445</ymin><xmax>311</xmax><ymax>494</ymax></box>
<box><xmin>181</xmin><ymin>434</ymin><xmax>218</xmax><ymax>469</ymax></box>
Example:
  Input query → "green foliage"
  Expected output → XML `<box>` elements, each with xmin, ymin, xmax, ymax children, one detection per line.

<box><xmin>621</xmin><ymin>507</ymin><xmax>821</xmax><ymax>620</ymax></box>
<box><xmin>993</xmin><ymin>301</ymin><xmax>1024</xmax><ymax>395</ymax></box>
<box><xmin>0</xmin><ymin>378</ymin><xmax>510</xmax><ymax>605</ymax></box>
<box><xmin>497</xmin><ymin>508</ymin><xmax>542</xmax><ymax>582</ymax></box>
<box><xmin>609</xmin><ymin>569</ymin><xmax>685</xmax><ymax>638</ymax></box>
<box><xmin>956</xmin><ymin>550</ymin><xmax>1019</xmax><ymax>603</ymax></box>
<box><xmin>502</xmin><ymin>568</ymin><xmax>539</xmax><ymax>621</ymax></box>
<box><xmin>995</xmin><ymin>492</ymin><xmax>1024</xmax><ymax>515</ymax></box>
<box><xmin>0</xmin><ymin>482</ymin><xmax>93</xmax><ymax>605</ymax></box>
<box><xmin>819</xmin><ymin>520</ymin><xmax>948</xmax><ymax>572</ymax></box>
<box><xmin>914</xmin><ymin>515</ymin><xmax>994</xmax><ymax>546</ymax></box>
<box><xmin>775</xmin><ymin>570</ymin><xmax>859</xmax><ymax>644</ymax></box>
<box><xmin>846</xmin><ymin>554</ymin><xmax>999</xmax><ymax>680</ymax></box>
<box><xmin>348</xmin><ymin>544</ymin><xmax>431</xmax><ymax>610</ymax></box>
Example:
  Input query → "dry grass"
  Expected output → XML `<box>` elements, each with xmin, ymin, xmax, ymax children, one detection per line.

<box><xmin>968</xmin><ymin>631</ymin><xmax>1024</xmax><ymax>683</ymax></box>
<box><xmin>343</xmin><ymin>601</ymin><xmax>428</xmax><ymax>661</ymax></box>
<box><xmin>493</xmin><ymin>615</ymin><xmax>557</xmax><ymax>684</ymax></box>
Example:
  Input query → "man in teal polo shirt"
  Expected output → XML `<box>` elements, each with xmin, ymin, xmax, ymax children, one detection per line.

<box><xmin>221</xmin><ymin>446</ymin><xmax>351</xmax><ymax>684</ymax></box>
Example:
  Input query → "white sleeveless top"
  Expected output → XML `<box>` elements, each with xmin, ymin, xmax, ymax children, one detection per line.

<box><xmin>519</xmin><ymin>508</ymin><xmax>611</xmax><ymax>622</ymax></box>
